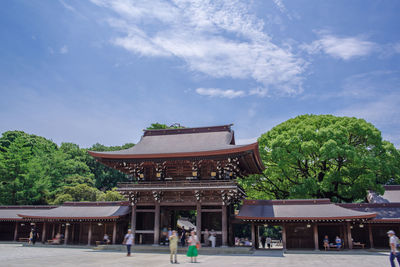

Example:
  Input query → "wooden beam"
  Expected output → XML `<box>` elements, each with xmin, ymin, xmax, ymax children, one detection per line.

<box><xmin>131</xmin><ymin>205</ymin><xmax>136</xmax><ymax>245</ymax></box>
<box><xmin>52</xmin><ymin>223</ymin><xmax>55</xmax><ymax>239</ymax></box>
<box><xmin>71</xmin><ymin>224</ymin><xmax>75</xmax><ymax>244</ymax></box>
<box><xmin>313</xmin><ymin>224</ymin><xmax>319</xmax><ymax>251</ymax></box>
<box><xmin>222</xmin><ymin>205</ymin><xmax>228</xmax><ymax>247</ymax></box>
<box><xmin>154</xmin><ymin>202</ymin><xmax>160</xmax><ymax>245</ymax></box>
<box><xmin>13</xmin><ymin>222</ymin><xmax>18</xmax><ymax>241</ymax></box>
<box><xmin>41</xmin><ymin>222</ymin><xmax>47</xmax><ymax>243</ymax></box>
<box><xmin>368</xmin><ymin>224</ymin><xmax>374</xmax><ymax>249</ymax></box>
<box><xmin>201</xmin><ymin>209</ymin><xmax>222</xmax><ymax>212</ymax></box>
<box><xmin>251</xmin><ymin>222</ymin><xmax>256</xmax><ymax>249</ymax></box>
<box><xmin>346</xmin><ymin>222</ymin><xmax>353</xmax><ymax>249</ymax></box>
<box><xmin>64</xmin><ymin>223</ymin><xmax>69</xmax><ymax>245</ymax></box>
<box><xmin>88</xmin><ymin>222</ymin><xmax>92</xmax><ymax>246</ymax></box>
<box><xmin>282</xmin><ymin>223</ymin><xmax>287</xmax><ymax>251</ymax></box>
<box><xmin>112</xmin><ymin>221</ymin><xmax>117</xmax><ymax>245</ymax></box>
<box><xmin>136</xmin><ymin>209</ymin><xmax>155</xmax><ymax>213</ymax></box>
<box><xmin>196</xmin><ymin>202</ymin><xmax>202</xmax><ymax>242</ymax></box>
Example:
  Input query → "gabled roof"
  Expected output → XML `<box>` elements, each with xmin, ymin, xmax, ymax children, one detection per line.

<box><xmin>338</xmin><ymin>203</ymin><xmax>400</xmax><ymax>223</ymax></box>
<box><xmin>0</xmin><ymin>206</ymin><xmax>55</xmax><ymax>221</ymax></box>
<box><xmin>88</xmin><ymin>124</ymin><xmax>264</xmax><ymax>174</ymax></box>
<box><xmin>237</xmin><ymin>199</ymin><xmax>376</xmax><ymax>222</ymax></box>
<box><xmin>17</xmin><ymin>202</ymin><xmax>130</xmax><ymax>221</ymax></box>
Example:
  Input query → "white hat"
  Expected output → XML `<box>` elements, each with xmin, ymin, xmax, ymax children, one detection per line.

<box><xmin>387</xmin><ymin>230</ymin><xmax>395</xmax><ymax>235</ymax></box>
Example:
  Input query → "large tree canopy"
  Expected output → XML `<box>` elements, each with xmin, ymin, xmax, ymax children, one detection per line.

<box><xmin>0</xmin><ymin>131</ymin><xmax>133</xmax><ymax>205</ymax></box>
<box><xmin>240</xmin><ymin>115</ymin><xmax>400</xmax><ymax>202</ymax></box>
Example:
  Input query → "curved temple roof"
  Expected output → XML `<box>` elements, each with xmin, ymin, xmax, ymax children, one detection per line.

<box><xmin>237</xmin><ymin>199</ymin><xmax>377</xmax><ymax>221</ymax></box>
<box><xmin>88</xmin><ymin>124</ymin><xmax>264</xmax><ymax>174</ymax></box>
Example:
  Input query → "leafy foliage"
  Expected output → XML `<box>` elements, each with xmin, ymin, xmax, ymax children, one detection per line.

<box><xmin>146</xmin><ymin>123</ymin><xmax>185</xmax><ymax>129</ymax></box>
<box><xmin>0</xmin><ymin>131</ymin><xmax>132</xmax><ymax>205</ymax></box>
<box><xmin>240</xmin><ymin>115</ymin><xmax>400</xmax><ymax>202</ymax></box>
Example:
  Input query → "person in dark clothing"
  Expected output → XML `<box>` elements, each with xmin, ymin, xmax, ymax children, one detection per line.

<box><xmin>180</xmin><ymin>228</ymin><xmax>186</xmax><ymax>247</ymax></box>
<box><xmin>31</xmin><ymin>228</ymin><xmax>39</xmax><ymax>245</ymax></box>
<box><xmin>260</xmin><ymin>235</ymin><xmax>266</xmax><ymax>249</ymax></box>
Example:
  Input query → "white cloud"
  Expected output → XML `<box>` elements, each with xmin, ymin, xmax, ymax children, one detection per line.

<box><xmin>195</xmin><ymin>88</ymin><xmax>245</xmax><ymax>99</ymax></box>
<box><xmin>334</xmin><ymin>70</ymin><xmax>400</xmax><ymax>146</ymax></box>
<box><xmin>59</xmin><ymin>0</ymin><xmax>76</xmax><ymax>12</ymax></box>
<box><xmin>91</xmin><ymin>0</ymin><xmax>306</xmax><ymax>95</ymax></box>
<box><xmin>394</xmin><ymin>42</ymin><xmax>400</xmax><ymax>53</ymax></box>
<box><xmin>272</xmin><ymin>0</ymin><xmax>292</xmax><ymax>19</ymax></box>
<box><xmin>303</xmin><ymin>33</ymin><xmax>376</xmax><ymax>60</ymax></box>
<box><xmin>60</xmin><ymin>45</ymin><xmax>69</xmax><ymax>54</ymax></box>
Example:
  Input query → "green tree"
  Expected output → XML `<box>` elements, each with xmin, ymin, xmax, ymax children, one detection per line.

<box><xmin>146</xmin><ymin>123</ymin><xmax>185</xmax><ymax>129</ymax></box>
<box><xmin>240</xmin><ymin>115</ymin><xmax>400</xmax><ymax>202</ymax></box>
<box><xmin>86</xmin><ymin>143</ymin><xmax>134</xmax><ymax>190</ymax></box>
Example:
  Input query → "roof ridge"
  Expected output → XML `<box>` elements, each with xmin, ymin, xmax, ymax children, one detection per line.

<box><xmin>143</xmin><ymin>124</ymin><xmax>233</xmax><ymax>136</ymax></box>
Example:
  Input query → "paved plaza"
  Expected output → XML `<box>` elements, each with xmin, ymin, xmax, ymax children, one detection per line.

<box><xmin>0</xmin><ymin>244</ymin><xmax>392</xmax><ymax>267</ymax></box>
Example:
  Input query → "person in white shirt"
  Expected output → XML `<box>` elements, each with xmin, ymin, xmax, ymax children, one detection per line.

<box><xmin>123</xmin><ymin>229</ymin><xmax>134</xmax><ymax>256</ymax></box>
<box><xmin>266</xmin><ymin>236</ymin><xmax>272</xmax><ymax>249</ymax></box>
<box><xmin>209</xmin><ymin>229</ymin><xmax>216</xmax><ymax>248</ymax></box>
<box><xmin>388</xmin><ymin>230</ymin><xmax>400</xmax><ymax>267</ymax></box>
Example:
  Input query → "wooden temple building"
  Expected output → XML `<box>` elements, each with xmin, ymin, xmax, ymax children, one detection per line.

<box><xmin>0</xmin><ymin>125</ymin><xmax>399</xmax><ymax>250</ymax></box>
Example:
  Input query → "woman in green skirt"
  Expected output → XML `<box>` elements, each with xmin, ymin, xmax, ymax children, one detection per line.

<box><xmin>187</xmin><ymin>230</ymin><xmax>199</xmax><ymax>263</ymax></box>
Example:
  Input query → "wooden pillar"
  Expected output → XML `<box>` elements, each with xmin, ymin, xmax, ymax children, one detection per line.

<box><xmin>64</xmin><ymin>224</ymin><xmax>69</xmax><ymax>245</ymax></box>
<box><xmin>78</xmin><ymin>223</ymin><xmax>82</xmax><ymax>244</ymax></box>
<box><xmin>52</xmin><ymin>223</ymin><xmax>55</xmax><ymax>239</ymax></box>
<box><xmin>368</xmin><ymin>224</ymin><xmax>374</xmax><ymax>249</ymax></box>
<box><xmin>346</xmin><ymin>222</ymin><xmax>353</xmax><ymax>249</ymax></box>
<box><xmin>222</xmin><ymin>205</ymin><xmax>228</xmax><ymax>247</ymax></box>
<box><xmin>282</xmin><ymin>223</ymin><xmax>287</xmax><ymax>251</ymax></box>
<box><xmin>131</xmin><ymin>205</ymin><xmax>136</xmax><ymax>245</ymax></box>
<box><xmin>154</xmin><ymin>202</ymin><xmax>160</xmax><ymax>245</ymax></box>
<box><xmin>71</xmin><ymin>224</ymin><xmax>75</xmax><ymax>244</ymax></box>
<box><xmin>313</xmin><ymin>224</ymin><xmax>319</xmax><ymax>251</ymax></box>
<box><xmin>13</xmin><ymin>222</ymin><xmax>18</xmax><ymax>241</ymax></box>
<box><xmin>58</xmin><ymin>224</ymin><xmax>61</xmax><ymax>234</ymax></box>
<box><xmin>41</xmin><ymin>222</ymin><xmax>47</xmax><ymax>243</ymax></box>
<box><xmin>251</xmin><ymin>222</ymin><xmax>256</xmax><ymax>249</ymax></box>
<box><xmin>88</xmin><ymin>222</ymin><xmax>92</xmax><ymax>246</ymax></box>
<box><xmin>196</xmin><ymin>202</ymin><xmax>202</xmax><ymax>242</ymax></box>
<box><xmin>112</xmin><ymin>221</ymin><xmax>117</xmax><ymax>244</ymax></box>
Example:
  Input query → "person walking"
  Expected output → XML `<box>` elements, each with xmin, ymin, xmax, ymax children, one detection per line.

<box><xmin>186</xmin><ymin>230</ymin><xmax>199</xmax><ymax>263</ymax></box>
<box><xmin>169</xmin><ymin>230</ymin><xmax>179</xmax><ymax>264</ymax></box>
<box><xmin>123</xmin><ymin>229</ymin><xmax>134</xmax><ymax>256</ymax></box>
<box><xmin>266</xmin><ymin>236</ymin><xmax>272</xmax><ymax>249</ymax></box>
<box><xmin>388</xmin><ymin>230</ymin><xmax>400</xmax><ymax>267</ymax></box>
<box><xmin>260</xmin><ymin>235</ymin><xmax>266</xmax><ymax>249</ymax></box>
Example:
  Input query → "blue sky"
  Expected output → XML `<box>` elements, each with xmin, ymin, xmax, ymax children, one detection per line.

<box><xmin>0</xmin><ymin>0</ymin><xmax>399</xmax><ymax>147</ymax></box>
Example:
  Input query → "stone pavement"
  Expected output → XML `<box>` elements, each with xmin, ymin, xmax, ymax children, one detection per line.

<box><xmin>0</xmin><ymin>244</ymin><xmax>390</xmax><ymax>267</ymax></box>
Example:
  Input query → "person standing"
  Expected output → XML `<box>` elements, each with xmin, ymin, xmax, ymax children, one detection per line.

<box><xmin>31</xmin><ymin>228</ymin><xmax>39</xmax><ymax>245</ymax></box>
<box><xmin>260</xmin><ymin>235</ymin><xmax>266</xmax><ymax>249</ymax></box>
<box><xmin>266</xmin><ymin>236</ymin><xmax>272</xmax><ymax>249</ymax></box>
<box><xmin>323</xmin><ymin>235</ymin><xmax>330</xmax><ymax>251</ymax></box>
<box><xmin>335</xmin><ymin>236</ymin><xmax>342</xmax><ymax>251</ymax></box>
<box><xmin>209</xmin><ymin>229</ymin><xmax>216</xmax><ymax>248</ymax></box>
<box><xmin>123</xmin><ymin>229</ymin><xmax>134</xmax><ymax>256</ymax></box>
<box><xmin>169</xmin><ymin>230</ymin><xmax>179</xmax><ymax>264</ymax></box>
<box><xmin>186</xmin><ymin>231</ymin><xmax>199</xmax><ymax>263</ymax></box>
<box><xmin>203</xmin><ymin>229</ymin><xmax>210</xmax><ymax>247</ymax></box>
<box><xmin>388</xmin><ymin>230</ymin><xmax>400</xmax><ymax>267</ymax></box>
<box><xmin>180</xmin><ymin>228</ymin><xmax>186</xmax><ymax>247</ymax></box>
